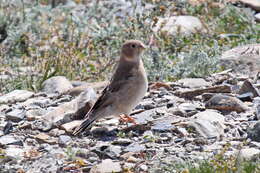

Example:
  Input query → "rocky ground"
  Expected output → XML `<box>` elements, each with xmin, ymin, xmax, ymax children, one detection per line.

<box><xmin>1</xmin><ymin>44</ymin><xmax>260</xmax><ymax>173</ymax></box>
<box><xmin>0</xmin><ymin>0</ymin><xmax>260</xmax><ymax>172</ymax></box>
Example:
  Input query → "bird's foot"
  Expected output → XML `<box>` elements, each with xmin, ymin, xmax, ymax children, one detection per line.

<box><xmin>119</xmin><ymin>114</ymin><xmax>137</xmax><ymax>125</ymax></box>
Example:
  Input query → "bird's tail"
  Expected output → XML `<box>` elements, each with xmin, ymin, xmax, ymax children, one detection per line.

<box><xmin>73</xmin><ymin>116</ymin><xmax>96</xmax><ymax>135</ymax></box>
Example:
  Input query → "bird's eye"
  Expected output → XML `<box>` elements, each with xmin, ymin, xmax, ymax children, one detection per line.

<box><xmin>131</xmin><ymin>44</ymin><xmax>136</xmax><ymax>48</ymax></box>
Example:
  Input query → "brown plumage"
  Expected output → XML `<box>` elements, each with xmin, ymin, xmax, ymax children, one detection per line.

<box><xmin>73</xmin><ymin>40</ymin><xmax>148</xmax><ymax>135</ymax></box>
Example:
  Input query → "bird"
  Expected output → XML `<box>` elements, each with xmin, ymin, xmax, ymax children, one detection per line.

<box><xmin>73</xmin><ymin>40</ymin><xmax>148</xmax><ymax>135</ymax></box>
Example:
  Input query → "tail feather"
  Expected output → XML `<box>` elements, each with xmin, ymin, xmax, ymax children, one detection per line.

<box><xmin>73</xmin><ymin>117</ymin><xmax>96</xmax><ymax>135</ymax></box>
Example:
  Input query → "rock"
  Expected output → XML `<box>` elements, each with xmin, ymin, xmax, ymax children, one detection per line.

<box><xmin>34</xmin><ymin>133</ymin><xmax>56</xmax><ymax>144</ymax></box>
<box><xmin>42</xmin><ymin>87</ymin><xmax>96</xmax><ymax>125</ymax></box>
<box><xmin>42</xmin><ymin>76</ymin><xmax>73</xmax><ymax>94</ymax></box>
<box><xmin>21</xmin><ymin>97</ymin><xmax>51</xmax><ymax>108</ymax></box>
<box><xmin>132</xmin><ymin>109</ymin><xmax>155</xmax><ymax>124</ymax></box>
<box><xmin>58</xmin><ymin>135</ymin><xmax>72</xmax><ymax>146</ymax></box>
<box><xmin>26</xmin><ymin>109</ymin><xmax>47</xmax><ymax>121</ymax></box>
<box><xmin>237</xmin><ymin>92</ymin><xmax>254</xmax><ymax>102</ymax></box>
<box><xmin>104</xmin><ymin>145</ymin><xmax>122</xmax><ymax>159</ymax></box>
<box><xmin>189</xmin><ymin>119</ymin><xmax>224</xmax><ymax>138</ymax></box>
<box><xmin>220</xmin><ymin>44</ymin><xmax>260</xmax><ymax>74</ymax></box>
<box><xmin>5</xmin><ymin>147</ymin><xmax>24</xmax><ymax>159</ymax></box>
<box><xmin>0</xmin><ymin>135</ymin><xmax>23</xmax><ymax>146</ymax></box>
<box><xmin>42</xmin><ymin>100</ymin><xmax>78</xmax><ymax>124</ymax></box>
<box><xmin>0</xmin><ymin>90</ymin><xmax>34</xmax><ymax>104</ymax></box>
<box><xmin>90</xmin><ymin>159</ymin><xmax>122</xmax><ymax>173</ymax></box>
<box><xmin>205</xmin><ymin>94</ymin><xmax>248</xmax><ymax>113</ymax></box>
<box><xmin>238</xmin><ymin>148</ymin><xmax>260</xmax><ymax>160</ymax></box>
<box><xmin>6</xmin><ymin>109</ymin><xmax>26</xmax><ymax>122</ymax></box>
<box><xmin>176</xmin><ymin>85</ymin><xmax>231</xmax><ymax>98</ymax></box>
<box><xmin>60</xmin><ymin>120</ymin><xmax>83</xmax><ymax>133</ymax></box>
<box><xmin>192</xmin><ymin>110</ymin><xmax>225</xmax><ymax>123</ymax></box>
<box><xmin>153</xmin><ymin>16</ymin><xmax>204</xmax><ymax>36</ymax></box>
<box><xmin>247</xmin><ymin>121</ymin><xmax>260</xmax><ymax>142</ymax></box>
<box><xmin>190</xmin><ymin>110</ymin><xmax>225</xmax><ymax>138</ymax></box>
<box><xmin>152</xmin><ymin>120</ymin><xmax>174</xmax><ymax>132</ymax></box>
<box><xmin>177</xmin><ymin>78</ymin><xmax>211</xmax><ymax>88</ymax></box>
<box><xmin>125</xmin><ymin>143</ymin><xmax>145</xmax><ymax>152</ymax></box>
<box><xmin>238</xmin><ymin>80</ymin><xmax>260</xmax><ymax>98</ymax></box>
<box><xmin>240</xmin><ymin>0</ymin><xmax>260</xmax><ymax>12</ymax></box>
<box><xmin>73</xmin><ymin>87</ymin><xmax>97</xmax><ymax>120</ymax></box>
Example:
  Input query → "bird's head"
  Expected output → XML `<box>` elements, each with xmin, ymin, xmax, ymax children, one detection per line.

<box><xmin>121</xmin><ymin>40</ymin><xmax>146</xmax><ymax>62</ymax></box>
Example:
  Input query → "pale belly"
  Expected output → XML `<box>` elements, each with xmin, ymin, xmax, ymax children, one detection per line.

<box><xmin>116</xmin><ymin>76</ymin><xmax>148</xmax><ymax>115</ymax></box>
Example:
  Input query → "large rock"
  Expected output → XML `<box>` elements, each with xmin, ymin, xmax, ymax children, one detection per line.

<box><xmin>42</xmin><ymin>76</ymin><xmax>73</xmax><ymax>94</ymax></box>
<box><xmin>205</xmin><ymin>94</ymin><xmax>248</xmax><ymax>113</ymax></box>
<box><xmin>220</xmin><ymin>44</ymin><xmax>260</xmax><ymax>74</ymax></box>
<box><xmin>42</xmin><ymin>88</ymin><xmax>96</xmax><ymax>125</ymax></box>
<box><xmin>189</xmin><ymin>110</ymin><xmax>225</xmax><ymax>138</ymax></box>
<box><xmin>153</xmin><ymin>16</ymin><xmax>204</xmax><ymax>36</ymax></box>
<box><xmin>0</xmin><ymin>90</ymin><xmax>34</xmax><ymax>104</ymax></box>
<box><xmin>90</xmin><ymin>159</ymin><xmax>122</xmax><ymax>173</ymax></box>
<box><xmin>6</xmin><ymin>109</ymin><xmax>26</xmax><ymax>122</ymax></box>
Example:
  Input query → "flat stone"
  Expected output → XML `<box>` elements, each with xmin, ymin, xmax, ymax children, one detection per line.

<box><xmin>0</xmin><ymin>90</ymin><xmax>34</xmax><ymax>104</ymax></box>
<box><xmin>34</xmin><ymin>133</ymin><xmax>56</xmax><ymax>144</ymax></box>
<box><xmin>26</xmin><ymin>109</ymin><xmax>47</xmax><ymax>121</ymax></box>
<box><xmin>58</xmin><ymin>135</ymin><xmax>72</xmax><ymax>146</ymax></box>
<box><xmin>152</xmin><ymin>121</ymin><xmax>174</xmax><ymax>132</ymax></box>
<box><xmin>61</xmin><ymin>120</ymin><xmax>83</xmax><ymax>133</ymax></box>
<box><xmin>90</xmin><ymin>159</ymin><xmax>122</xmax><ymax>173</ymax></box>
<box><xmin>132</xmin><ymin>109</ymin><xmax>155</xmax><ymax>124</ymax></box>
<box><xmin>5</xmin><ymin>147</ymin><xmax>24</xmax><ymax>159</ymax></box>
<box><xmin>0</xmin><ymin>135</ymin><xmax>23</xmax><ymax>146</ymax></box>
<box><xmin>42</xmin><ymin>76</ymin><xmax>73</xmax><ymax>94</ymax></box>
<box><xmin>205</xmin><ymin>94</ymin><xmax>248</xmax><ymax>113</ymax></box>
<box><xmin>177</xmin><ymin>78</ymin><xmax>211</xmax><ymax>88</ymax></box>
<box><xmin>125</xmin><ymin>143</ymin><xmax>145</xmax><ymax>152</ymax></box>
<box><xmin>42</xmin><ymin>99</ymin><xmax>78</xmax><ymax>124</ymax></box>
<box><xmin>6</xmin><ymin>109</ymin><xmax>26</xmax><ymax>122</ymax></box>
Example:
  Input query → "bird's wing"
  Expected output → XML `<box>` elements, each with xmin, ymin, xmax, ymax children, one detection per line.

<box><xmin>73</xmin><ymin>72</ymin><xmax>134</xmax><ymax>135</ymax></box>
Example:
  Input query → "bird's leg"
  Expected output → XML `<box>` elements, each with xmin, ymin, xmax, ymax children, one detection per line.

<box><xmin>119</xmin><ymin>114</ymin><xmax>137</xmax><ymax>124</ymax></box>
